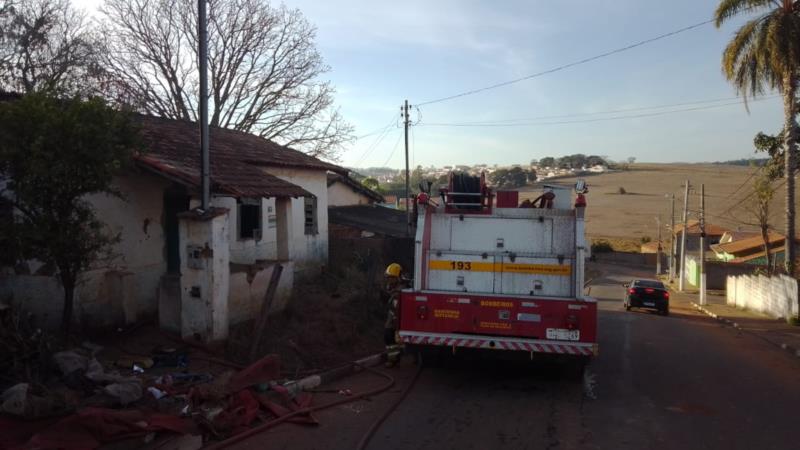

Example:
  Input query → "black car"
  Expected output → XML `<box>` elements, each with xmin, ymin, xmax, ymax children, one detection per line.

<box><xmin>623</xmin><ymin>279</ymin><xmax>670</xmax><ymax>315</ymax></box>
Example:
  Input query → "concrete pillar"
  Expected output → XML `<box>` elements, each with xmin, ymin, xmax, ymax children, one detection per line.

<box><xmin>178</xmin><ymin>207</ymin><xmax>230</xmax><ymax>343</ymax></box>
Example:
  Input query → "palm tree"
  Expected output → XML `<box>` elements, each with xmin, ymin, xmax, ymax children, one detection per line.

<box><xmin>715</xmin><ymin>1</ymin><xmax>800</xmax><ymax>281</ymax></box>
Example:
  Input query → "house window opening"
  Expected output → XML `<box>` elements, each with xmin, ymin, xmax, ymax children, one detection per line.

<box><xmin>304</xmin><ymin>196</ymin><xmax>318</xmax><ymax>235</ymax></box>
<box><xmin>239</xmin><ymin>199</ymin><xmax>262</xmax><ymax>240</ymax></box>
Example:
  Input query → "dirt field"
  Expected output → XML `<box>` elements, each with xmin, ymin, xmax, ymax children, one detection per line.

<box><xmin>519</xmin><ymin>163</ymin><xmax>794</xmax><ymax>245</ymax></box>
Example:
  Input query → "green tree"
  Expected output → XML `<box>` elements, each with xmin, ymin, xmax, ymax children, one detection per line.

<box><xmin>361</xmin><ymin>177</ymin><xmax>379</xmax><ymax>190</ymax></box>
<box><xmin>715</xmin><ymin>0</ymin><xmax>800</xmax><ymax>279</ymax></box>
<box><xmin>361</xmin><ymin>177</ymin><xmax>383</xmax><ymax>194</ymax></box>
<box><xmin>489</xmin><ymin>167</ymin><xmax>531</xmax><ymax>189</ymax></box>
<box><xmin>586</xmin><ymin>155</ymin><xmax>606</xmax><ymax>167</ymax></box>
<box><xmin>0</xmin><ymin>92</ymin><xmax>138</xmax><ymax>334</ymax></box>
<box><xmin>753</xmin><ymin>130</ymin><xmax>795</xmax><ymax>179</ymax></box>
<box><xmin>539</xmin><ymin>157</ymin><xmax>555</xmax><ymax>168</ymax></box>
<box><xmin>749</xmin><ymin>168</ymin><xmax>778</xmax><ymax>273</ymax></box>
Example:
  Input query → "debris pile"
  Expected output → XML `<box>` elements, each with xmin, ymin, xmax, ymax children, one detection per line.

<box><xmin>0</xmin><ymin>343</ymin><xmax>319</xmax><ymax>449</ymax></box>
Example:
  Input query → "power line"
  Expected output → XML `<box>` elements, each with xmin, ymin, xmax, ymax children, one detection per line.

<box><xmin>717</xmin><ymin>175</ymin><xmax>790</xmax><ymax>220</ymax></box>
<box><xmin>411</xmin><ymin>123</ymin><xmax>415</xmax><ymax>169</ymax></box>
<box><xmin>354</xmin><ymin>115</ymin><xmax>398</xmax><ymax>140</ymax></box>
<box><xmin>353</xmin><ymin>127</ymin><xmax>393</xmax><ymax>167</ymax></box>
<box><xmin>419</xmin><ymin>96</ymin><xmax>776</xmax><ymax>128</ymax></box>
<box><xmin>715</xmin><ymin>166</ymin><xmax>761</xmax><ymax>216</ymax></box>
<box><xmin>381</xmin><ymin>132</ymin><xmax>404</xmax><ymax>167</ymax></box>
<box><xmin>417</xmin><ymin>19</ymin><xmax>714</xmax><ymax>106</ymax></box>
<box><xmin>423</xmin><ymin>95</ymin><xmax>768</xmax><ymax>126</ymax></box>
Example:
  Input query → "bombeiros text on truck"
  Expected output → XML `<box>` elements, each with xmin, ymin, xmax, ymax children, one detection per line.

<box><xmin>398</xmin><ymin>172</ymin><xmax>597</xmax><ymax>365</ymax></box>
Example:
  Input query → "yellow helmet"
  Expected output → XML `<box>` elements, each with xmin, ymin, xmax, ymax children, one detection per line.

<box><xmin>385</xmin><ymin>263</ymin><xmax>402</xmax><ymax>277</ymax></box>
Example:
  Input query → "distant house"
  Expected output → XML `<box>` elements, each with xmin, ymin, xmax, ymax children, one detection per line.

<box><xmin>327</xmin><ymin>173</ymin><xmax>384</xmax><ymax>207</ymax></box>
<box><xmin>588</xmin><ymin>165</ymin><xmax>607</xmax><ymax>173</ymax></box>
<box><xmin>382</xmin><ymin>195</ymin><xmax>399</xmax><ymax>209</ymax></box>
<box><xmin>673</xmin><ymin>220</ymin><xmax>729</xmax><ymax>252</ymax></box>
<box><xmin>711</xmin><ymin>232</ymin><xmax>785</xmax><ymax>263</ymax></box>
<box><xmin>718</xmin><ymin>230</ymin><xmax>760</xmax><ymax>244</ymax></box>
<box><xmin>2</xmin><ymin>113</ymin><xmax>343</xmax><ymax>340</ymax></box>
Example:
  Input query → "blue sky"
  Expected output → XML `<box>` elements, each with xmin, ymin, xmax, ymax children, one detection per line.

<box><xmin>74</xmin><ymin>0</ymin><xmax>785</xmax><ymax>168</ymax></box>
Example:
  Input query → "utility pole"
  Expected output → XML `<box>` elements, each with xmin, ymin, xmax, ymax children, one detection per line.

<box><xmin>403</xmin><ymin>100</ymin><xmax>411</xmax><ymax>237</ymax></box>
<box><xmin>669</xmin><ymin>193</ymin><xmax>676</xmax><ymax>282</ymax></box>
<box><xmin>198</xmin><ymin>0</ymin><xmax>210</xmax><ymax>210</ymax></box>
<box><xmin>699</xmin><ymin>184</ymin><xmax>707</xmax><ymax>305</ymax></box>
<box><xmin>656</xmin><ymin>216</ymin><xmax>662</xmax><ymax>276</ymax></box>
<box><xmin>679</xmin><ymin>180</ymin><xmax>689</xmax><ymax>291</ymax></box>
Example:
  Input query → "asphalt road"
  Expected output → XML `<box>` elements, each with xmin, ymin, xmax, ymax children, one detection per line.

<box><xmin>233</xmin><ymin>263</ymin><xmax>800</xmax><ymax>450</ymax></box>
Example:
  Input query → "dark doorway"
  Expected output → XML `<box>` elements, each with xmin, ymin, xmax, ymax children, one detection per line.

<box><xmin>164</xmin><ymin>186</ymin><xmax>190</xmax><ymax>273</ymax></box>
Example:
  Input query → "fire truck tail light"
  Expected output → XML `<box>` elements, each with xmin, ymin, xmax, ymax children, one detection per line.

<box><xmin>417</xmin><ymin>305</ymin><xmax>428</xmax><ymax>320</ymax></box>
<box><xmin>566</xmin><ymin>314</ymin><xmax>579</xmax><ymax>330</ymax></box>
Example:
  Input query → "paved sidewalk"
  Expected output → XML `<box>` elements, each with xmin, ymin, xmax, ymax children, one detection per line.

<box><xmin>665</xmin><ymin>282</ymin><xmax>800</xmax><ymax>359</ymax></box>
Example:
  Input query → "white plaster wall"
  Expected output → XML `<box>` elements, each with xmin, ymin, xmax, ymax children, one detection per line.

<box><xmin>263</xmin><ymin>168</ymin><xmax>329</xmax><ymax>274</ymax></box>
<box><xmin>328</xmin><ymin>182</ymin><xmax>371</xmax><ymax>207</ymax></box>
<box><xmin>1</xmin><ymin>173</ymin><xmax>169</xmax><ymax>329</ymax></box>
<box><xmin>210</xmin><ymin>196</ymin><xmax>278</xmax><ymax>264</ymax></box>
<box><xmin>89</xmin><ymin>173</ymin><xmax>170</xmax><ymax>319</ymax></box>
<box><xmin>726</xmin><ymin>274</ymin><xmax>799</xmax><ymax>319</ymax></box>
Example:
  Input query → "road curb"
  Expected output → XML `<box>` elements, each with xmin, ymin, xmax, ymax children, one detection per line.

<box><xmin>284</xmin><ymin>353</ymin><xmax>385</xmax><ymax>396</ymax></box>
<box><xmin>690</xmin><ymin>302</ymin><xmax>800</xmax><ymax>360</ymax></box>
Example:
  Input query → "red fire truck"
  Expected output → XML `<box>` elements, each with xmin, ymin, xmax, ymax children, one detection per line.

<box><xmin>398</xmin><ymin>173</ymin><xmax>597</xmax><ymax>361</ymax></box>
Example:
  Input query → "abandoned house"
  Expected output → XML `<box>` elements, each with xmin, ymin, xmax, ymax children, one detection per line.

<box><xmin>0</xmin><ymin>114</ymin><xmax>345</xmax><ymax>341</ymax></box>
<box><xmin>326</xmin><ymin>172</ymin><xmax>384</xmax><ymax>207</ymax></box>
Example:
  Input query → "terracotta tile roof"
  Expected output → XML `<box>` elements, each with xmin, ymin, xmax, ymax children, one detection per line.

<box><xmin>134</xmin><ymin>115</ymin><xmax>345</xmax><ymax>198</ymax></box>
<box><xmin>729</xmin><ymin>246</ymin><xmax>785</xmax><ymax>263</ymax></box>
<box><xmin>720</xmin><ymin>231</ymin><xmax>760</xmax><ymax>243</ymax></box>
<box><xmin>327</xmin><ymin>173</ymin><xmax>384</xmax><ymax>203</ymax></box>
<box><xmin>673</xmin><ymin>219</ymin><xmax>729</xmax><ymax>236</ymax></box>
<box><xmin>710</xmin><ymin>232</ymin><xmax>785</xmax><ymax>256</ymax></box>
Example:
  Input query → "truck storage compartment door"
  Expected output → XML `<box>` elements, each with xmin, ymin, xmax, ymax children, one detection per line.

<box><xmin>450</xmin><ymin>217</ymin><xmax>554</xmax><ymax>253</ymax></box>
<box><xmin>496</xmin><ymin>255</ymin><xmax>573</xmax><ymax>297</ymax></box>
<box><xmin>426</xmin><ymin>252</ymin><xmax>497</xmax><ymax>294</ymax></box>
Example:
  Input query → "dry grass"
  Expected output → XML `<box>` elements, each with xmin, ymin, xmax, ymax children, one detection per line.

<box><xmin>519</xmin><ymin>163</ymin><xmax>794</xmax><ymax>243</ymax></box>
<box><xmin>227</xmin><ymin>267</ymin><xmax>385</xmax><ymax>373</ymax></box>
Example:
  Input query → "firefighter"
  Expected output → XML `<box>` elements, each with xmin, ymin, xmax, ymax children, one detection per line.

<box><xmin>383</xmin><ymin>263</ymin><xmax>405</xmax><ymax>367</ymax></box>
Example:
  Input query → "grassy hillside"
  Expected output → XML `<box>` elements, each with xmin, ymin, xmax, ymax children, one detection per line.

<box><xmin>518</xmin><ymin>163</ymin><xmax>794</xmax><ymax>245</ymax></box>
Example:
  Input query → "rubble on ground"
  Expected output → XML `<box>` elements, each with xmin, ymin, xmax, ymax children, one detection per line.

<box><xmin>0</xmin><ymin>325</ymin><xmax>323</xmax><ymax>449</ymax></box>
<box><xmin>1</xmin><ymin>270</ymin><xmax>383</xmax><ymax>449</ymax></box>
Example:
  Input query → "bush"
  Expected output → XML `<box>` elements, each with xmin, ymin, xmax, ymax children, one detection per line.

<box><xmin>591</xmin><ymin>239</ymin><xmax>613</xmax><ymax>253</ymax></box>
<box><xmin>788</xmin><ymin>316</ymin><xmax>800</xmax><ymax>326</ymax></box>
<box><xmin>618</xmin><ymin>187</ymin><xmax>627</xmax><ymax>195</ymax></box>
<box><xmin>641</xmin><ymin>236</ymin><xmax>651</xmax><ymax>244</ymax></box>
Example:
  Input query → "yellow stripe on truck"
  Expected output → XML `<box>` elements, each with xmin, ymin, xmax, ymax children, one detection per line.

<box><xmin>428</xmin><ymin>260</ymin><xmax>571</xmax><ymax>276</ymax></box>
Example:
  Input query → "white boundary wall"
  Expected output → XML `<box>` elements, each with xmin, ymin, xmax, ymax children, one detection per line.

<box><xmin>726</xmin><ymin>274</ymin><xmax>798</xmax><ymax>319</ymax></box>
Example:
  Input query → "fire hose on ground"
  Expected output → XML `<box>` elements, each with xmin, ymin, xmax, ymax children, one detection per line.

<box><xmin>355</xmin><ymin>355</ymin><xmax>424</xmax><ymax>450</ymax></box>
<box><xmin>207</xmin><ymin>358</ymin><xmax>424</xmax><ymax>450</ymax></box>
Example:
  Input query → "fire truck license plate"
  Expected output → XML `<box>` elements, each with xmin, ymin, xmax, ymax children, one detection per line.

<box><xmin>546</xmin><ymin>328</ymin><xmax>580</xmax><ymax>341</ymax></box>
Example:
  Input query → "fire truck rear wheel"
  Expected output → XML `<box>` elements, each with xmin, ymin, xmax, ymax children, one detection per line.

<box><xmin>565</xmin><ymin>355</ymin><xmax>590</xmax><ymax>381</ymax></box>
